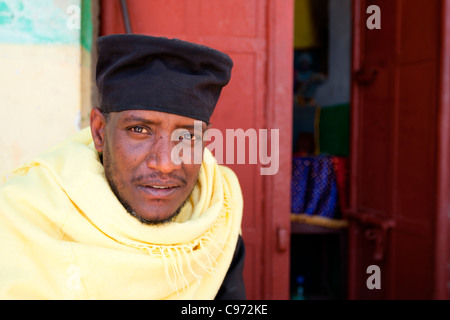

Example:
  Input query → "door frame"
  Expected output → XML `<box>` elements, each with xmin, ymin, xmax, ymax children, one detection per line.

<box><xmin>263</xmin><ymin>0</ymin><xmax>294</xmax><ymax>300</ymax></box>
<box><xmin>435</xmin><ymin>0</ymin><xmax>450</xmax><ymax>301</ymax></box>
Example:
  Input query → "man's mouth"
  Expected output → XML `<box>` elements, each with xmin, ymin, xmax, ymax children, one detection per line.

<box><xmin>147</xmin><ymin>185</ymin><xmax>177</xmax><ymax>189</ymax></box>
<box><xmin>137</xmin><ymin>181</ymin><xmax>182</xmax><ymax>199</ymax></box>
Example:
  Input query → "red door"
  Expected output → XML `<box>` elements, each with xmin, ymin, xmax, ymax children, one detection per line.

<box><xmin>100</xmin><ymin>0</ymin><xmax>293</xmax><ymax>299</ymax></box>
<box><xmin>349</xmin><ymin>0</ymin><xmax>449</xmax><ymax>299</ymax></box>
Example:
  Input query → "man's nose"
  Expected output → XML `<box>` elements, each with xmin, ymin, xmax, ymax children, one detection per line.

<box><xmin>146</xmin><ymin>135</ymin><xmax>181</xmax><ymax>173</ymax></box>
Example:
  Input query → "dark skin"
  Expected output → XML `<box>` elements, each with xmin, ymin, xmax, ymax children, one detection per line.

<box><xmin>90</xmin><ymin>107</ymin><xmax>208</xmax><ymax>224</ymax></box>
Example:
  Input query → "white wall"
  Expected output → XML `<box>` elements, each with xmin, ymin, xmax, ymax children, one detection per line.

<box><xmin>0</xmin><ymin>0</ymin><xmax>94</xmax><ymax>176</ymax></box>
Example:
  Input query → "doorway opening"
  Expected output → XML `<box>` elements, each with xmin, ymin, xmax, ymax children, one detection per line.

<box><xmin>289</xmin><ymin>0</ymin><xmax>352</xmax><ymax>300</ymax></box>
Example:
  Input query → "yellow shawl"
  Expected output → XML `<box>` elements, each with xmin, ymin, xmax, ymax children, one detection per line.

<box><xmin>0</xmin><ymin>127</ymin><xmax>243</xmax><ymax>299</ymax></box>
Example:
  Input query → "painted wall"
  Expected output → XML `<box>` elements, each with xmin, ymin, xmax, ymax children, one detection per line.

<box><xmin>0</xmin><ymin>0</ymin><xmax>94</xmax><ymax>176</ymax></box>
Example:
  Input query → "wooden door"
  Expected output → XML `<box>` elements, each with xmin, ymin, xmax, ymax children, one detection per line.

<box><xmin>100</xmin><ymin>0</ymin><xmax>293</xmax><ymax>299</ymax></box>
<box><xmin>349</xmin><ymin>0</ymin><xmax>449</xmax><ymax>299</ymax></box>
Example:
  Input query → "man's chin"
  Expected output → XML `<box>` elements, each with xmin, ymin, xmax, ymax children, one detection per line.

<box><xmin>127</xmin><ymin>207</ymin><xmax>181</xmax><ymax>225</ymax></box>
<box><xmin>104</xmin><ymin>170</ymin><xmax>194</xmax><ymax>225</ymax></box>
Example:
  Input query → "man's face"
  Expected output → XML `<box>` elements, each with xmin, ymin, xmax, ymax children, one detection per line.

<box><xmin>90</xmin><ymin>108</ymin><xmax>207</xmax><ymax>224</ymax></box>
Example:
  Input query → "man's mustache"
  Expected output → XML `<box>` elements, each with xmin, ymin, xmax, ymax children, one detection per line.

<box><xmin>131</xmin><ymin>171</ymin><xmax>187</xmax><ymax>185</ymax></box>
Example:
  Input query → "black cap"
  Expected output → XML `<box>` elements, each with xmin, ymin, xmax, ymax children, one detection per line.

<box><xmin>95</xmin><ymin>34</ymin><xmax>233</xmax><ymax>123</ymax></box>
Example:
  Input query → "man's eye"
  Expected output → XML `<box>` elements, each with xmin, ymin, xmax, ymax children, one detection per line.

<box><xmin>181</xmin><ymin>132</ymin><xmax>201</xmax><ymax>141</ymax></box>
<box><xmin>131</xmin><ymin>127</ymin><xmax>143</xmax><ymax>133</ymax></box>
<box><xmin>129</xmin><ymin>126</ymin><xmax>148</xmax><ymax>134</ymax></box>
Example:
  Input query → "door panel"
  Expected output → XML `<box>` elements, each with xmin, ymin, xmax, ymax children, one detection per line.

<box><xmin>358</xmin><ymin>67</ymin><xmax>393</xmax><ymax>215</ymax></box>
<box><xmin>349</xmin><ymin>0</ymin><xmax>440</xmax><ymax>299</ymax></box>
<box><xmin>397</xmin><ymin>62</ymin><xmax>437</xmax><ymax>223</ymax></box>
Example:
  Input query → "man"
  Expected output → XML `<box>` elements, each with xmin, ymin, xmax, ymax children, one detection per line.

<box><xmin>0</xmin><ymin>34</ymin><xmax>245</xmax><ymax>299</ymax></box>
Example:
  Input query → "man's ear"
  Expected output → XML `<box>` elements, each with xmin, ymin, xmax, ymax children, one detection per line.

<box><xmin>90</xmin><ymin>107</ymin><xmax>106</xmax><ymax>153</ymax></box>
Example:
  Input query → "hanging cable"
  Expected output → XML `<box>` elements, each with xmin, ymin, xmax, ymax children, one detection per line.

<box><xmin>120</xmin><ymin>0</ymin><xmax>133</xmax><ymax>34</ymax></box>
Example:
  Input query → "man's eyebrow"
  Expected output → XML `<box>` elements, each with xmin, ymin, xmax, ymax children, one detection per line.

<box><xmin>121</xmin><ymin>116</ymin><xmax>206</xmax><ymax>131</ymax></box>
<box><xmin>121</xmin><ymin>116</ymin><xmax>160</xmax><ymax>124</ymax></box>
<box><xmin>179</xmin><ymin>124</ymin><xmax>206</xmax><ymax>131</ymax></box>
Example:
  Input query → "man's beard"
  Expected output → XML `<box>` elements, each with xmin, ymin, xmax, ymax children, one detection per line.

<box><xmin>110</xmin><ymin>179</ymin><xmax>191</xmax><ymax>225</ymax></box>
<box><xmin>101</xmin><ymin>153</ymin><xmax>193</xmax><ymax>225</ymax></box>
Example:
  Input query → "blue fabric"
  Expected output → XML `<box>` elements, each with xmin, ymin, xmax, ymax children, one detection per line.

<box><xmin>291</xmin><ymin>156</ymin><xmax>338</xmax><ymax>218</ymax></box>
